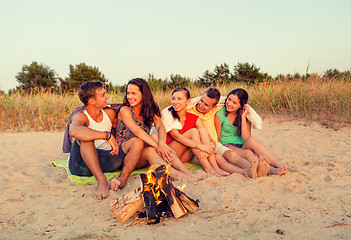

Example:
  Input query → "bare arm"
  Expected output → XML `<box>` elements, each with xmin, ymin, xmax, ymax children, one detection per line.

<box><xmin>241</xmin><ymin>104</ymin><xmax>252</xmax><ymax>142</ymax></box>
<box><xmin>154</xmin><ymin>116</ymin><xmax>167</xmax><ymax>144</ymax></box>
<box><xmin>195</xmin><ymin>118</ymin><xmax>215</xmax><ymax>154</ymax></box>
<box><xmin>118</xmin><ymin>106</ymin><xmax>159</xmax><ymax>148</ymax></box>
<box><xmin>214</xmin><ymin>114</ymin><xmax>222</xmax><ymax>142</ymax></box>
<box><xmin>69</xmin><ymin>112</ymin><xmax>107</xmax><ymax>141</ymax></box>
<box><xmin>104</xmin><ymin>108</ymin><xmax>117</xmax><ymax>127</ymax></box>
<box><xmin>168</xmin><ymin>128</ymin><xmax>201</xmax><ymax>149</ymax></box>
<box><xmin>153</xmin><ymin>116</ymin><xmax>176</xmax><ymax>162</ymax></box>
<box><xmin>167</xmin><ymin>117</ymin><xmax>211</xmax><ymax>153</ymax></box>
<box><xmin>70</xmin><ymin>110</ymin><xmax>119</xmax><ymax>155</ymax></box>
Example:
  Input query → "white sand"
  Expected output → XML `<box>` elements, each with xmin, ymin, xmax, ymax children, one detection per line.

<box><xmin>1</xmin><ymin>118</ymin><xmax>350</xmax><ymax>240</ymax></box>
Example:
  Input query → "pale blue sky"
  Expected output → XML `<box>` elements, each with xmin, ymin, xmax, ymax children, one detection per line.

<box><xmin>1</xmin><ymin>0</ymin><xmax>350</xmax><ymax>92</ymax></box>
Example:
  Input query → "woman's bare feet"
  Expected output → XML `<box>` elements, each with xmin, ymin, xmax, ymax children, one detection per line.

<box><xmin>246</xmin><ymin>157</ymin><xmax>258</xmax><ymax>178</ymax></box>
<box><xmin>268</xmin><ymin>166</ymin><xmax>287</xmax><ymax>176</ymax></box>
<box><xmin>92</xmin><ymin>180</ymin><xmax>110</xmax><ymax>200</ymax></box>
<box><xmin>215</xmin><ymin>168</ymin><xmax>230</xmax><ymax>177</ymax></box>
<box><xmin>257</xmin><ymin>156</ymin><xmax>270</xmax><ymax>177</ymax></box>
<box><xmin>183</xmin><ymin>172</ymin><xmax>205</xmax><ymax>181</ymax></box>
<box><xmin>206</xmin><ymin>168</ymin><xmax>222</xmax><ymax>177</ymax></box>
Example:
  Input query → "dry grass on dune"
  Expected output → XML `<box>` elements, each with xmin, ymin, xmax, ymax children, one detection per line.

<box><xmin>0</xmin><ymin>77</ymin><xmax>350</xmax><ymax>132</ymax></box>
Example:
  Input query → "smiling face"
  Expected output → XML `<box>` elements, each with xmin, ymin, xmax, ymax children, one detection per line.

<box><xmin>171</xmin><ymin>90</ymin><xmax>190</xmax><ymax>112</ymax></box>
<box><xmin>225</xmin><ymin>94</ymin><xmax>241</xmax><ymax>113</ymax></box>
<box><xmin>90</xmin><ymin>87</ymin><xmax>109</xmax><ymax>108</ymax></box>
<box><xmin>196</xmin><ymin>93</ymin><xmax>217</xmax><ymax>114</ymax></box>
<box><xmin>126</xmin><ymin>84</ymin><xmax>142</xmax><ymax>107</ymax></box>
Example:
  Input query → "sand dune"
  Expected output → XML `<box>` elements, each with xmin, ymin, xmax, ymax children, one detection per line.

<box><xmin>1</xmin><ymin>118</ymin><xmax>350</xmax><ymax>239</ymax></box>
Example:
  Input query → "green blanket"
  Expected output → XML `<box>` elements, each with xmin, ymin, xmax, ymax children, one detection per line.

<box><xmin>51</xmin><ymin>160</ymin><xmax>202</xmax><ymax>186</ymax></box>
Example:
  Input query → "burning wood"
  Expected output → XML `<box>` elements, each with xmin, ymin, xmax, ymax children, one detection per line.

<box><xmin>110</xmin><ymin>164</ymin><xmax>199</xmax><ymax>224</ymax></box>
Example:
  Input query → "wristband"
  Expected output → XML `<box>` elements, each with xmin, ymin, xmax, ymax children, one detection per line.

<box><xmin>104</xmin><ymin>131</ymin><xmax>112</xmax><ymax>141</ymax></box>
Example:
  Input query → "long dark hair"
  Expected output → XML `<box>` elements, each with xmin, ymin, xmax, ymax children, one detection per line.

<box><xmin>168</xmin><ymin>87</ymin><xmax>190</xmax><ymax>120</ymax></box>
<box><xmin>123</xmin><ymin>78</ymin><xmax>160</xmax><ymax>128</ymax></box>
<box><xmin>225</xmin><ymin>88</ymin><xmax>248</xmax><ymax>136</ymax></box>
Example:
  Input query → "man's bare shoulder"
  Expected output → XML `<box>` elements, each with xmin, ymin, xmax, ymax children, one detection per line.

<box><xmin>71</xmin><ymin>111</ymin><xmax>88</xmax><ymax>126</ymax></box>
<box><xmin>103</xmin><ymin>107</ymin><xmax>117</xmax><ymax>117</ymax></box>
<box><xmin>72</xmin><ymin>111</ymin><xmax>86</xmax><ymax>119</ymax></box>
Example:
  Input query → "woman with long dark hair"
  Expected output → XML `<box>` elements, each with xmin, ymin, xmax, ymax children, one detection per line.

<box><xmin>115</xmin><ymin>78</ymin><xmax>195</xmax><ymax>185</ymax></box>
<box><xmin>162</xmin><ymin>87</ymin><xmax>230</xmax><ymax>177</ymax></box>
<box><xmin>215</xmin><ymin>88</ymin><xmax>287</xmax><ymax>176</ymax></box>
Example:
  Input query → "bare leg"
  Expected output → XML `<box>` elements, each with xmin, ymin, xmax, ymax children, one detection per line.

<box><xmin>216</xmin><ymin>154</ymin><xmax>245</xmax><ymax>174</ymax></box>
<box><xmin>140</xmin><ymin>146</ymin><xmax>189</xmax><ymax>180</ymax></box>
<box><xmin>210</xmin><ymin>154</ymin><xmax>230</xmax><ymax>176</ymax></box>
<box><xmin>243</xmin><ymin>137</ymin><xmax>287</xmax><ymax>175</ymax></box>
<box><xmin>169</xmin><ymin>128</ymin><xmax>219</xmax><ymax>176</ymax></box>
<box><xmin>171</xmin><ymin>140</ymin><xmax>224</xmax><ymax>176</ymax></box>
<box><xmin>168</xmin><ymin>139</ymin><xmax>190</xmax><ymax>161</ymax></box>
<box><xmin>111</xmin><ymin>137</ymin><xmax>144</xmax><ymax>191</ymax></box>
<box><xmin>227</xmin><ymin>145</ymin><xmax>286</xmax><ymax>176</ymax></box>
<box><xmin>168</xmin><ymin>152</ymin><xmax>197</xmax><ymax>179</ymax></box>
<box><xmin>180</xmin><ymin>148</ymin><xmax>194</xmax><ymax>163</ymax></box>
<box><xmin>180</xmin><ymin>148</ymin><xmax>219</xmax><ymax>179</ymax></box>
<box><xmin>243</xmin><ymin>137</ymin><xmax>285</xmax><ymax>167</ymax></box>
<box><xmin>226</xmin><ymin>146</ymin><xmax>255</xmax><ymax>163</ymax></box>
<box><xmin>80</xmin><ymin>141</ymin><xmax>109</xmax><ymax>200</ymax></box>
<box><xmin>222</xmin><ymin>149</ymin><xmax>251</xmax><ymax>168</ymax></box>
<box><xmin>195</xmin><ymin>129</ymin><xmax>229</xmax><ymax>176</ymax></box>
<box><xmin>216</xmin><ymin>153</ymin><xmax>258</xmax><ymax>178</ymax></box>
<box><xmin>195</xmin><ymin>154</ymin><xmax>221</xmax><ymax>177</ymax></box>
<box><xmin>149</xmin><ymin>133</ymin><xmax>200</xmax><ymax>180</ymax></box>
<box><xmin>187</xmin><ymin>129</ymin><xmax>223</xmax><ymax>176</ymax></box>
<box><xmin>219</xmin><ymin>150</ymin><xmax>250</xmax><ymax>175</ymax></box>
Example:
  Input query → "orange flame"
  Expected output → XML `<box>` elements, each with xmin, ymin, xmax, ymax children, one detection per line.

<box><xmin>144</xmin><ymin>164</ymin><xmax>171</xmax><ymax>205</ymax></box>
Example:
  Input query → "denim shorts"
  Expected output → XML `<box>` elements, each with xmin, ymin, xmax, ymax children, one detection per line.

<box><xmin>68</xmin><ymin>140</ymin><xmax>127</xmax><ymax>176</ymax></box>
<box><xmin>224</xmin><ymin>143</ymin><xmax>244</xmax><ymax>149</ymax></box>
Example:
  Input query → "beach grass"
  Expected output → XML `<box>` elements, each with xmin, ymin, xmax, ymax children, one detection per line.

<box><xmin>1</xmin><ymin>76</ymin><xmax>350</xmax><ymax>132</ymax></box>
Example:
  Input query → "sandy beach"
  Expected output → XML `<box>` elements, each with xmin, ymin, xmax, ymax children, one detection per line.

<box><xmin>1</xmin><ymin>118</ymin><xmax>350</xmax><ymax>240</ymax></box>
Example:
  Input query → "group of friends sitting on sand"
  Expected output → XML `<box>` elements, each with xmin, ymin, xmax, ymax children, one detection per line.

<box><xmin>65</xmin><ymin>78</ymin><xmax>287</xmax><ymax>199</ymax></box>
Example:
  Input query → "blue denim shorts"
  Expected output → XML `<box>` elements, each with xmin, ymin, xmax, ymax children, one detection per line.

<box><xmin>68</xmin><ymin>140</ymin><xmax>127</xmax><ymax>176</ymax></box>
<box><xmin>224</xmin><ymin>143</ymin><xmax>243</xmax><ymax>149</ymax></box>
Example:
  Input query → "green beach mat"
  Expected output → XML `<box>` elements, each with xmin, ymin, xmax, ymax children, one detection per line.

<box><xmin>51</xmin><ymin>160</ymin><xmax>202</xmax><ymax>186</ymax></box>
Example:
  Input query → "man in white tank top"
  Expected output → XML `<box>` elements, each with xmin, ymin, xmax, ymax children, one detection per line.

<box><xmin>69</xmin><ymin>81</ymin><xmax>144</xmax><ymax>200</ymax></box>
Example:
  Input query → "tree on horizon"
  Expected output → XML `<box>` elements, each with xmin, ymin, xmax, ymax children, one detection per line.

<box><xmin>15</xmin><ymin>61</ymin><xmax>59</xmax><ymax>91</ymax></box>
<box><xmin>60</xmin><ymin>63</ymin><xmax>109</xmax><ymax>92</ymax></box>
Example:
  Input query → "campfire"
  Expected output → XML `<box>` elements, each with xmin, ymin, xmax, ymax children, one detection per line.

<box><xmin>110</xmin><ymin>164</ymin><xmax>199</xmax><ymax>224</ymax></box>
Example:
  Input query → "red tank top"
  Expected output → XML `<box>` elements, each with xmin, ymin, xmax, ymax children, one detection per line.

<box><xmin>166</xmin><ymin>112</ymin><xmax>198</xmax><ymax>144</ymax></box>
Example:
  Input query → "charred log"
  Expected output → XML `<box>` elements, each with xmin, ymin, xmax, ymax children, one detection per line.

<box><xmin>173</xmin><ymin>185</ymin><xmax>199</xmax><ymax>213</ymax></box>
<box><xmin>140</xmin><ymin>173</ymin><xmax>160</xmax><ymax>224</ymax></box>
<box><xmin>111</xmin><ymin>164</ymin><xmax>199</xmax><ymax>224</ymax></box>
<box><xmin>154</xmin><ymin>165</ymin><xmax>187</xmax><ymax>219</ymax></box>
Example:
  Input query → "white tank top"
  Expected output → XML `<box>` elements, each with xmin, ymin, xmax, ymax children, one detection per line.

<box><xmin>83</xmin><ymin>109</ymin><xmax>112</xmax><ymax>150</ymax></box>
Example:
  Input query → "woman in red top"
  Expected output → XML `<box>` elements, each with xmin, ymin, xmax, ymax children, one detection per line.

<box><xmin>165</xmin><ymin>87</ymin><xmax>229</xmax><ymax>177</ymax></box>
